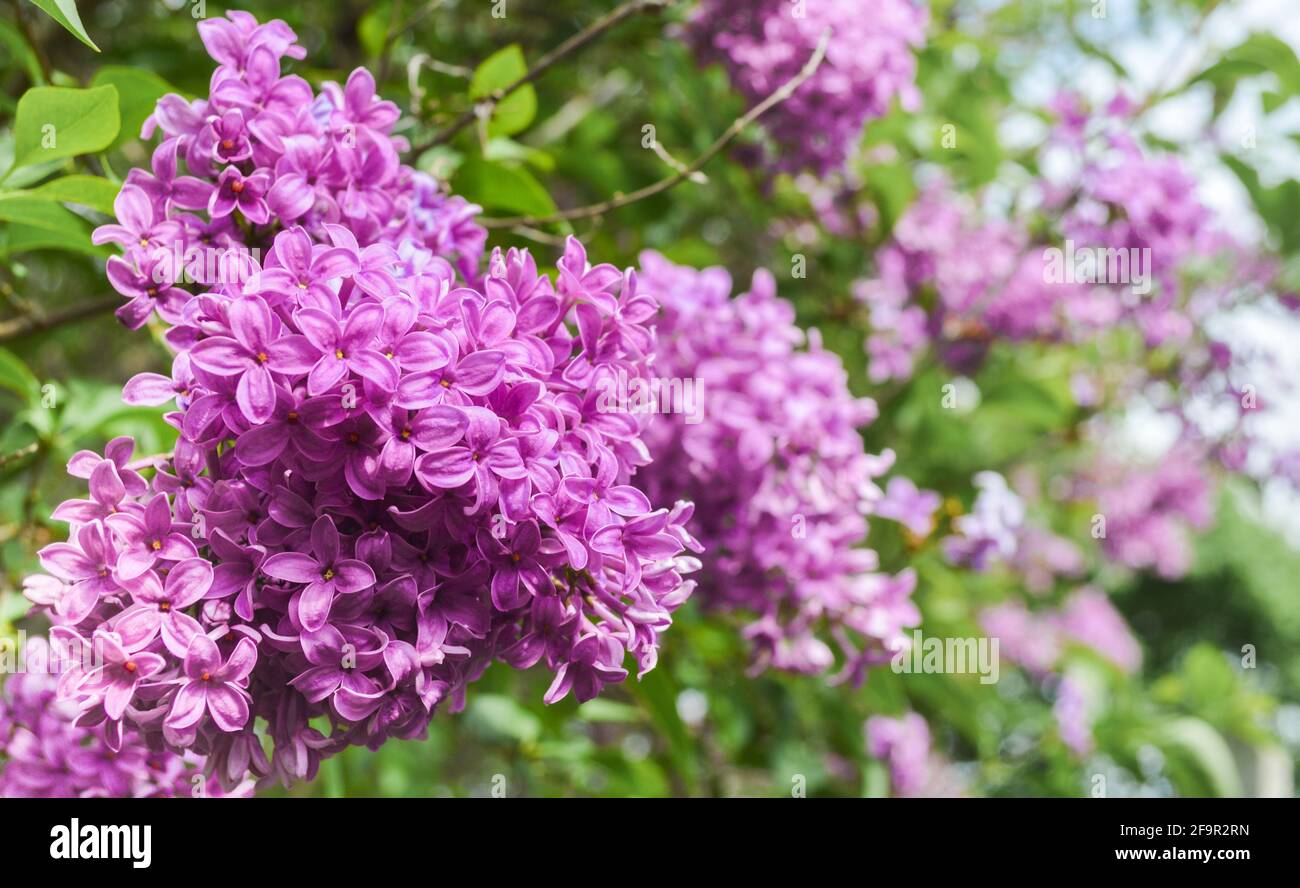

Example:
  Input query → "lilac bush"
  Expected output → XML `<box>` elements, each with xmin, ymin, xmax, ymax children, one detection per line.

<box><xmin>635</xmin><ymin>252</ymin><xmax>918</xmax><ymax>678</ymax></box>
<box><xmin>18</xmin><ymin>13</ymin><xmax>698</xmax><ymax>791</ymax></box>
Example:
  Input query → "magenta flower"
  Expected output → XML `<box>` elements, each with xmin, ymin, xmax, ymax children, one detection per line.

<box><xmin>254</xmin><ymin>226</ymin><xmax>359</xmax><ymax>311</ymax></box>
<box><xmin>26</xmin><ymin>15</ymin><xmax>695</xmax><ymax>793</ymax></box>
<box><xmin>396</xmin><ymin>349</ymin><xmax>506</xmax><ymax>408</ymax></box>
<box><xmin>113</xmin><ymin>557</ymin><xmax>214</xmax><ymax>657</ymax></box>
<box><xmin>78</xmin><ymin>630</ymin><xmax>166</xmax><ymax>721</ymax></box>
<box><xmin>199</xmin><ymin>108</ymin><xmax>254</xmax><ymax>165</ymax></box>
<box><xmin>294</xmin><ymin>303</ymin><xmax>392</xmax><ymax>394</ymax></box>
<box><xmin>106</xmin><ymin>252</ymin><xmax>190</xmax><ymax>329</ymax></box>
<box><xmin>261</xmin><ymin>515</ymin><xmax>377</xmax><ymax>631</ymax></box>
<box><xmin>166</xmin><ymin>634</ymin><xmax>256</xmax><ymax>732</ymax></box>
<box><xmin>544</xmin><ymin>633</ymin><xmax>628</xmax><ymax>704</ymax></box>
<box><xmin>476</xmin><ymin>521</ymin><xmax>550</xmax><ymax>611</ymax></box>
<box><xmin>124</xmin><ymin>138</ymin><xmax>213</xmax><ymax>212</ymax></box>
<box><xmin>36</xmin><ymin>522</ymin><xmax>120</xmax><ymax>624</ymax></box>
<box><xmin>413</xmin><ymin>406</ymin><xmax>525</xmax><ymax>509</ymax></box>
<box><xmin>876</xmin><ymin>476</ymin><xmax>942</xmax><ymax>537</ymax></box>
<box><xmin>104</xmin><ymin>493</ymin><xmax>197</xmax><ymax>580</ymax></box>
<box><xmin>209</xmin><ymin>166</ymin><xmax>271</xmax><ymax>223</ymax></box>
<box><xmin>51</xmin><ymin>459</ymin><xmax>129</xmax><ymax>524</ymax></box>
<box><xmin>288</xmin><ymin>624</ymin><xmax>386</xmax><ymax>719</ymax></box>
<box><xmin>91</xmin><ymin>185</ymin><xmax>182</xmax><ymax>254</ymax></box>
<box><xmin>188</xmin><ymin>294</ymin><xmax>317</xmax><ymax>423</ymax></box>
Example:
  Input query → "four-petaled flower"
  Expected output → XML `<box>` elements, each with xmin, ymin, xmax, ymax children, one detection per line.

<box><xmin>261</xmin><ymin>515</ymin><xmax>377</xmax><ymax>631</ymax></box>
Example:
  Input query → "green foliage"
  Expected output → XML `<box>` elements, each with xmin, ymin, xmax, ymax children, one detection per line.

<box><xmin>27</xmin><ymin>0</ymin><xmax>98</xmax><ymax>53</ymax></box>
<box><xmin>469</xmin><ymin>45</ymin><xmax>538</xmax><ymax>138</ymax></box>
<box><xmin>7</xmin><ymin>85</ymin><xmax>119</xmax><ymax>175</ymax></box>
<box><xmin>89</xmin><ymin>67</ymin><xmax>173</xmax><ymax>150</ymax></box>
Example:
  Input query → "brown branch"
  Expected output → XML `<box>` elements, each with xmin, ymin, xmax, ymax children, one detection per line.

<box><xmin>0</xmin><ymin>297</ymin><xmax>119</xmax><ymax>342</ymax></box>
<box><xmin>376</xmin><ymin>0</ymin><xmax>406</xmax><ymax>83</ymax></box>
<box><xmin>480</xmin><ymin>28</ymin><xmax>832</xmax><ymax>229</ymax></box>
<box><xmin>0</xmin><ymin>441</ymin><xmax>39</xmax><ymax>469</ymax></box>
<box><xmin>409</xmin><ymin>0</ymin><xmax>674</xmax><ymax>155</ymax></box>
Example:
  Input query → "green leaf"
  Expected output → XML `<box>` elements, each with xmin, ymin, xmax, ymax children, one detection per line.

<box><xmin>23</xmin><ymin>174</ymin><xmax>119</xmax><ymax>214</ymax></box>
<box><xmin>1190</xmin><ymin>34</ymin><xmax>1300</xmax><ymax>117</ymax></box>
<box><xmin>0</xmin><ymin>221</ymin><xmax>104</xmax><ymax>256</ymax></box>
<box><xmin>484</xmin><ymin>137</ymin><xmax>555</xmax><ymax>173</ymax></box>
<box><xmin>451</xmin><ymin>158</ymin><xmax>557</xmax><ymax>217</ymax></box>
<box><xmin>8</xmin><ymin>85</ymin><xmax>120</xmax><ymax>175</ymax></box>
<box><xmin>576</xmin><ymin>699</ymin><xmax>642</xmax><ymax>723</ymax></box>
<box><xmin>0</xmin><ymin>20</ymin><xmax>44</xmax><ymax>84</ymax></box>
<box><xmin>90</xmin><ymin>67</ymin><xmax>173</xmax><ymax>149</ymax></box>
<box><xmin>1221</xmin><ymin>154</ymin><xmax>1300</xmax><ymax>254</ymax></box>
<box><xmin>0</xmin><ymin>193</ymin><xmax>93</xmax><ymax>237</ymax></box>
<box><xmin>465</xmin><ymin>694</ymin><xmax>541</xmax><ymax>745</ymax></box>
<box><xmin>469</xmin><ymin>45</ymin><xmax>537</xmax><ymax>138</ymax></box>
<box><xmin>0</xmin><ymin>347</ymin><xmax>40</xmax><ymax>402</ymax></box>
<box><xmin>356</xmin><ymin>2</ymin><xmax>391</xmax><ymax>59</ymax></box>
<box><xmin>1156</xmin><ymin>717</ymin><xmax>1243</xmax><ymax>798</ymax></box>
<box><xmin>27</xmin><ymin>0</ymin><xmax>99</xmax><ymax>52</ymax></box>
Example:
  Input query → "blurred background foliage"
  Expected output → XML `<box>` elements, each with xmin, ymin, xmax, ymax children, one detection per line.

<box><xmin>2</xmin><ymin>0</ymin><xmax>1299</xmax><ymax>797</ymax></box>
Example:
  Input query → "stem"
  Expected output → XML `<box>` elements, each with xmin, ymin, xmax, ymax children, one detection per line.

<box><xmin>0</xmin><ymin>296</ymin><xmax>120</xmax><ymax>342</ymax></box>
<box><xmin>479</xmin><ymin>29</ymin><xmax>832</xmax><ymax>229</ymax></box>
<box><xmin>376</xmin><ymin>0</ymin><xmax>405</xmax><ymax>83</ymax></box>
<box><xmin>409</xmin><ymin>0</ymin><xmax>674</xmax><ymax>155</ymax></box>
<box><xmin>0</xmin><ymin>441</ymin><xmax>39</xmax><ymax>468</ymax></box>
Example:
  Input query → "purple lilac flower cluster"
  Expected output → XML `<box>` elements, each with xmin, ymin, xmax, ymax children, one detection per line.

<box><xmin>865</xmin><ymin>712</ymin><xmax>963</xmax><ymax>797</ymax></box>
<box><xmin>684</xmin><ymin>0</ymin><xmax>928</xmax><ymax>176</ymax></box>
<box><xmin>853</xmin><ymin>183</ymin><xmax>1096</xmax><ymax>384</ymax></box>
<box><xmin>98</xmin><ymin>10</ymin><xmax>485</xmax><ymax>334</ymax></box>
<box><xmin>20</xmin><ymin>13</ymin><xmax>698</xmax><ymax>791</ymax></box>
<box><xmin>635</xmin><ymin>252</ymin><xmax>918</xmax><ymax>678</ymax></box>
<box><xmin>0</xmin><ymin>637</ymin><xmax>246</xmax><ymax>797</ymax></box>
<box><xmin>853</xmin><ymin>92</ymin><xmax>1268</xmax><ymax>382</ymax></box>
<box><xmin>980</xmin><ymin>586</ymin><xmax>1142</xmax><ymax>678</ymax></box>
<box><xmin>1082</xmin><ymin>451</ymin><xmax>1213</xmax><ymax>580</ymax></box>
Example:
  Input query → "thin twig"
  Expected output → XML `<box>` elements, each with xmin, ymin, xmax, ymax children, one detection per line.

<box><xmin>409</xmin><ymin>0</ymin><xmax>674</xmax><ymax>155</ymax></box>
<box><xmin>1132</xmin><ymin>0</ymin><xmax>1222</xmax><ymax>117</ymax></box>
<box><xmin>504</xmin><ymin>225</ymin><xmax>571</xmax><ymax>247</ymax></box>
<box><xmin>480</xmin><ymin>29</ymin><xmax>832</xmax><ymax>229</ymax></box>
<box><xmin>0</xmin><ymin>441</ymin><xmax>39</xmax><ymax>469</ymax></box>
<box><xmin>0</xmin><ymin>296</ymin><xmax>120</xmax><ymax>342</ymax></box>
<box><xmin>376</xmin><ymin>0</ymin><xmax>405</xmax><ymax>83</ymax></box>
<box><xmin>407</xmin><ymin>53</ymin><xmax>474</xmax><ymax>116</ymax></box>
<box><xmin>648</xmin><ymin>139</ymin><xmax>708</xmax><ymax>184</ymax></box>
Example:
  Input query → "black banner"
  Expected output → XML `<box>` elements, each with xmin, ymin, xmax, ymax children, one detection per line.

<box><xmin>2</xmin><ymin>797</ymin><xmax>1282</xmax><ymax>872</ymax></box>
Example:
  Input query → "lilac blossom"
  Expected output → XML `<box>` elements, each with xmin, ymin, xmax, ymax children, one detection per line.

<box><xmin>23</xmin><ymin>17</ymin><xmax>697</xmax><ymax>791</ymax></box>
<box><xmin>0</xmin><ymin>638</ymin><xmax>247</xmax><ymax>798</ymax></box>
<box><xmin>875</xmin><ymin>476</ymin><xmax>942</xmax><ymax>538</ymax></box>
<box><xmin>865</xmin><ymin>712</ymin><xmax>962</xmax><ymax>797</ymax></box>
<box><xmin>942</xmin><ymin>472</ymin><xmax>1024</xmax><ymax>570</ymax></box>
<box><xmin>685</xmin><ymin>0</ymin><xmax>928</xmax><ymax>175</ymax></box>
<box><xmin>635</xmin><ymin>252</ymin><xmax>917</xmax><ymax>677</ymax></box>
